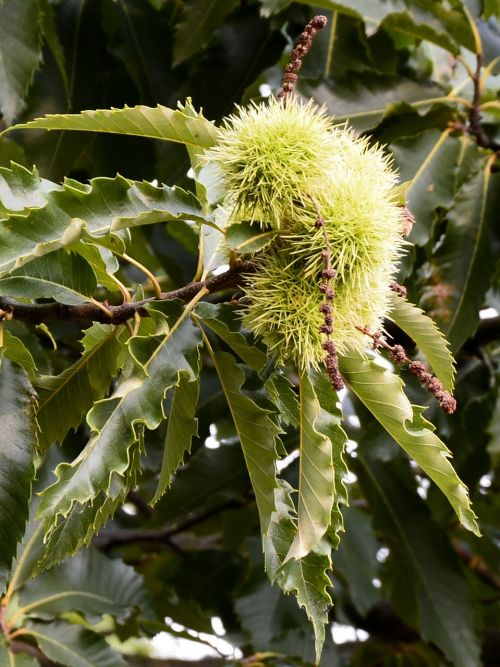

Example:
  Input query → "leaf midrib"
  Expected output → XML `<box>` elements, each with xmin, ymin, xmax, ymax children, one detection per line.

<box><xmin>36</xmin><ymin>327</ymin><xmax>117</xmax><ymax>415</ymax></box>
<box><xmin>19</xmin><ymin>590</ymin><xmax>118</xmax><ymax>616</ymax></box>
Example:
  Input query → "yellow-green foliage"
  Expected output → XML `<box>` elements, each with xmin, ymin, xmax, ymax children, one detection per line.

<box><xmin>209</xmin><ymin>96</ymin><xmax>406</xmax><ymax>369</ymax></box>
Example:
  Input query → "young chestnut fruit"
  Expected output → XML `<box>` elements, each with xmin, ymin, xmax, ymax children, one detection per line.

<box><xmin>208</xmin><ymin>95</ymin><xmax>407</xmax><ymax>371</ymax></box>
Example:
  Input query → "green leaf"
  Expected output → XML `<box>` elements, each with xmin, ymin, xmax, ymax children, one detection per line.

<box><xmin>0</xmin><ymin>169</ymin><xmax>208</xmax><ymax>277</ymax></box>
<box><xmin>298</xmin><ymin>74</ymin><xmax>447</xmax><ymax>132</ymax></box>
<box><xmin>226</xmin><ymin>221</ymin><xmax>277</xmax><ymax>254</ymax></box>
<box><xmin>25</xmin><ymin>621</ymin><xmax>126</xmax><ymax>667</ymax></box>
<box><xmin>18</xmin><ymin>548</ymin><xmax>148</xmax><ymax>621</ymax></box>
<box><xmin>0</xmin><ymin>357</ymin><xmax>36</xmax><ymax>595</ymax></box>
<box><xmin>0</xmin><ymin>250</ymin><xmax>97</xmax><ymax>305</ymax></box>
<box><xmin>391</xmin><ymin>130</ymin><xmax>461</xmax><ymax>245</ymax></box>
<box><xmin>38</xmin><ymin>0</ymin><xmax>69</xmax><ymax>95</ymax></box>
<box><xmin>154</xmin><ymin>440</ymin><xmax>248</xmax><ymax>522</ymax></box>
<box><xmin>483</xmin><ymin>0</ymin><xmax>500</xmax><ymax>18</ymax></box>
<box><xmin>0</xmin><ymin>138</ymin><xmax>27</xmax><ymax>170</ymax></box>
<box><xmin>334</xmin><ymin>507</ymin><xmax>381</xmax><ymax>615</ymax></box>
<box><xmin>173</xmin><ymin>0</ymin><xmax>238</xmax><ymax>65</ymax></box>
<box><xmin>196</xmin><ymin>302</ymin><xmax>267</xmax><ymax>371</ymax></box>
<box><xmin>387</xmin><ymin>293</ymin><xmax>455</xmax><ymax>393</ymax></box>
<box><xmin>5</xmin><ymin>100</ymin><xmax>219</xmax><ymax>149</ymax></box>
<box><xmin>286</xmin><ymin>370</ymin><xmax>335</xmax><ymax>560</ymax></box>
<box><xmin>0</xmin><ymin>643</ymin><xmax>38</xmax><ymax>667</ymax></box>
<box><xmin>0</xmin><ymin>0</ymin><xmax>42</xmax><ymax>125</ymax></box>
<box><xmin>151</xmin><ymin>358</ymin><xmax>200</xmax><ymax>505</ymax></box>
<box><xmin>3</xmin><ymin>330</ymin><xmax>36</xmax><ymax>378</ymax></box>
<box><xmin>356</xmin><ymin>451</ymin><xmax>481</xmax><ymax>667</ymax></box>
<box><xmin>309</xmin><ymin>369</ymin><xmax>348</xmax><ymax>548</ymax></box>
<box><xmin>284</xmin><ymin>0</ymin><xmax>474</xmax><ymax>52</ymax></box>
<box><xmin>264</xmin><ymin>482</ymin><xmax>333</xmax><ymax>663</ymax></box>
<box><xmin>339</xmin><ymin>351</ymin><xmax>480</xmax><ymax>536</ymax></box>
<box><xmin>36</xmin><ymin>303</ymin><xmax>202</xmax><ymax>568</ymax></box>
<box><xmin>211</xmin><ymin>350</ymin><xmax>281</xmax><ymax>533</ymax></box>
<box><xmin>70</xmin><ymin>242</ymin><xmax>122</xmax><ymax>293</ymax></box>
<box><xmin>0</xmin><ymin>163</ymin><xmax>59</xmax><ymax>215</ymax></box>
<box><xmin>264</xmin><ymin>371</ymin><xmax>300</xmax><ymax>428</ymax></box>
<box><xmin>420</xmin><ymin>156</ymin><xmax>500</xmax><ymax>352</ymax></box>
<box><xmin>35</xmin><ymin>324</ymin><xmax>128</xmax><ymax>450</ymax></box>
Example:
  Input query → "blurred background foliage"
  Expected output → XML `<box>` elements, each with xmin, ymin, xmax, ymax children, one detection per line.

<box><xmin>0</xmin><ymin>0</ymin><xmax>500</xmax><ymax>666</ymax></box>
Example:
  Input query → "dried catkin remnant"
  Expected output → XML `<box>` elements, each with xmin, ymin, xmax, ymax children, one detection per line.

<box><xmin>209</xmin><ymin>95</ymin><xmax>407</xmax><ymax>370</ymax></box>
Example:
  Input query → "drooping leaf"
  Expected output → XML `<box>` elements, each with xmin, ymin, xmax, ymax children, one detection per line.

<box><xmin>211</xmin><ymin>350</ymin><xmax>281</xmax><ymax>533</ymax></box>
<box><xmin>36</xmin><ymin>302</ymin><xmax>202</xmax><ymax>568</ymax></box>
<box><xmin>6</xmin><ymin>100</ymin><xmax>219</xmax><ymax>149</ymax></box>
<box><xmin>35</xmin><ymin>324</ymin><xmax>128</xmax><ymax>450</ymax></box>
<box><xmin>0</xmin><ymin>357</ymin><xmax>36</xmax><ymax>596</ymax></box>
<box><xmin>173</xmin><ymin>0</ymin><xmax>239</xmax><ymax>65</ymax></box>
<box><xmin>24</xmin><ymin>621</ymin><xmax>126</xmax><ymax>667</ymax></box>
<box><xmin>264</xmin><ymin>481</ymin><xmax>333</xmax><ymax>663</ymax></box>
<box><xmin>264</xmin><ymin>371</ymin><xmax>300</xmax><ymax>428</ymax></box>
<box><xmin>0</xmin><ymin>169</ymin><xmax>209</xmax><ymax>277</ymax></box>
<box><xmin>356</xmin><ymin>450</ymin><xmax>481</xmax><ymax>667</ymax></box>
<box><xmin>0</xmin><ymin>250</ymin><xmax>97</xmax><ymax>305</ymax></box>
<box><xmin>387</xmin><ymin>293</ymin><xmax>455</xmax><ymax>393</ymax></box>
<box><xmin>196</xmin><ymin>303</ymin><xmax>302</xmax><ymax>432</ymax></box>
<box><xmin>309</xmin><ymin>369</ymin><xmax>348</xmax><ymax>548</ymax></box>
<box><xmin>420</xmin><ymin>156</ymin><xmax>500</xmax><ymax>352</ymax></box>
<box><xmin>286</xmin><ymin>370</ymin><xmax>335</xmax><ymax>560</ymax></box>
<box><xmin>17</xmin><ymin>548</ymin><xmax>148</xmax><ymax>622</ymax></box>
<box><xmin>151</xmin><ymin>355</ymin><xmax>200</xmax><ymax>505</ymax></box>
<box><xmin>339</xmin><ymin>350</ymin><xmax>480</xmax><ymax>536</ymax></box>
<box><xmin>0</xmin><ymin>0</ymin><xmax>43</xmax><ymax>125</ymax></box>
<box><xmin>196</xmin><ymin>302</ymin><xmax>267</xmax><ymax>371</ymax></box>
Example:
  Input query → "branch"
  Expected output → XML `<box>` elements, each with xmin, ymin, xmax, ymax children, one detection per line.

<box><xmin>467</xmin><ymin>52</ymin><xmax>500</xmax><ymax>152</ymax></box>
<box><xmin>0</xmin><ymin>262</ymin><xmax>254</xmax><ymax>326</ymax></box>
<box><xmin>94</xmin><ymin>498</ymin><xmax>248</xmax><ymax>551</ymax></box>
<box><xmin>453</xmin><ymin>540</ymin><xmax>500</xmax><ymax>590</ymax></box>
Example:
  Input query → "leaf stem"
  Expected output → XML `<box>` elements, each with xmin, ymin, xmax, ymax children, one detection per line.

<box><xmin>121</xmin><ymin>253</ymin><xmax>162</xmax><ymax>299</ymax></box>
<box><xmin>107</xmin><ymin>272</ymin><xmax>131</xmax><ymax>303</ymax></box>
<box><xmin>463</xmin><ymin>5</ymin><xmax>483</xmax><ymax>57</ymax></box>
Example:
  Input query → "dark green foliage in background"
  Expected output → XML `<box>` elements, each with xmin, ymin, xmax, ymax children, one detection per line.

<box><xmin>0</xmin><ymin>1</ymin><xmax>499</xmax><ymax>667</ymax></box>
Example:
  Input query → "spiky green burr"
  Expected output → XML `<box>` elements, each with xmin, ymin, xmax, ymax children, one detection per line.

<box><xmin>209</xmin><ymin>95</ymin><xmax>407</xmax><ymax>370</ymax></box>
<box><xmin>207</xmin><ymin>97</ymin><xmax>337</xmax><ymax>228</ymax></box>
